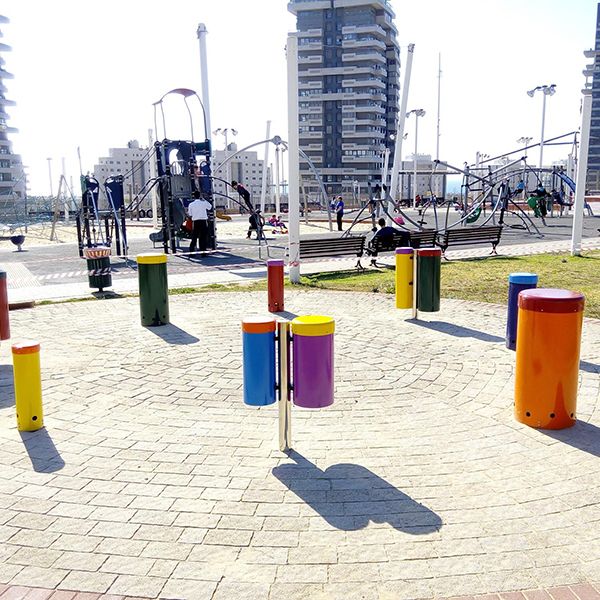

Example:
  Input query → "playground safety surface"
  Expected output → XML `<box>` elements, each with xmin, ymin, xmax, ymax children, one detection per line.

<box><xmin>0</xmin><ymin>290</ymin><xmax>598</xmax><ymax>599</ymax></box>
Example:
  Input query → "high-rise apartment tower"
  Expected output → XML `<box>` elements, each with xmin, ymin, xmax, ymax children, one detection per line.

<box><xmin>586</xmin><ymin>3</ymin><xmax>600</xmax><ymax>194</ymax></box>
<box><xmin>287</xmin><ymin>0</ymin><xmax>400</xmax><ymax>201</ymax></box>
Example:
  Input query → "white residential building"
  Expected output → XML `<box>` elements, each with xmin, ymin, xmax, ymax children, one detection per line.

<box><xmin>399</xmin><ymin>154</ymin><xmax>447</xmax><ymax>200</ymax></box>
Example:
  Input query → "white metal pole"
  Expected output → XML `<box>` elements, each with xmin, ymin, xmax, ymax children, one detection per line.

<box><xmin>260</xmin><ymin>121</ymin><xmax>271</xmax><ymax>214</ymax></box>
<box><xmin>148</xmin><ymin>128</ymin><xmax>159</xmax><ymax>229</ymax></box>
<box><xmin>436</xmin><ymin>52</ymin><xmax>441</xmax><ymax>161</ymax></box>
<box><xmin>286</xmin><ymin>35</ymin><xmax>301</xmax><ymax>284</ymax></box>
<box><xmin>61</xmin><ymin>157</ymin><xmax>69</xmax><ymax>223</ymax></box>
<box><xmin>413</xmin><ymin>117</ymin><xmax>419</xmax><ymax>209</ymax></box>
<box><xmin>197</xmin><ymin>23</ymin><xmax>212</xmax><ymax>139</ymax></box>
<box><xmin>381</xmin><ymin>147</ymin><xmax>390</xmax><ymax>194</ymax></box>
<box><xmin>274</xmin><ymin>145</ymin><xmax>281</xmax><ymax>215</ymax></box>
<box><xmin>390</xmin><ymin>43</ymin><xmax>415</xmax><ymax>219</ymax></box>
<box><xmin>539</xmin><ymin>92</ymin><xmax>547</xmax><ymax>170</ymax></box>
<box><xmin>570</xmin><ymin>88</ymin><xmax>592</xmax><ymax>256</ymax></box>
<box><xmin>47</xmin><ymin>158</ymin><xmax>53</xmax><ymax>197</ymax></box>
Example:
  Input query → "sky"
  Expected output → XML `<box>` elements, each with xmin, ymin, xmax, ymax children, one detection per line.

<box><xmin>2</xmin><ymin>0</ymin><xmax>598</xmax><ymax>195</ymax></box>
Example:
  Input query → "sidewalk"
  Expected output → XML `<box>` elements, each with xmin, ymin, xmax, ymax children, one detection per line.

<box><xmin>0</xmin><ymin>289</ymin><xmax>598</xmax><ymax>599</ymax></box>
<box><xmin>5</xmin><ymin>236</ymin><xmax>600</xmax><ymax>304</ymax></box>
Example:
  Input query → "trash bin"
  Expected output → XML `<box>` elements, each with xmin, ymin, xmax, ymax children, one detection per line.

<box><xmin>267</xmin><ymin>259</ymin><xmax>285</xmax><ymax>312</ymax></box>
<box><xmin>12</xmin><ymin>341</ymin><xmax>43</xmax><ymax>432</ymax></box>
<box><xmin>417</xmin><ymin>248</ymin><xmax>441</xmax><ymax>312</ymax></box>
<box><xmin>395</xmin><ymin>247</ymin><xmax>414</xmax><ymax>309</ymax></box>
<box><xmin>242</xmin><ymin>317</ymin><xmax>277</xmax><ymax>406</ymax></box>
<box><xmin>506</xmin><ymin>272</ymin><xmax>538</xmax><ymax>350</ymax></box>
<box><xmin>84</xmin><ymin>246</ymin><xmax>112</xmax><ymax>292</ymax></box>
<box><xmin>137</xmin><ymin>253</ymin><xmax>169</xmax><ymax>327</ymax></box>
<box><xmin>291</xmin><ymin>315</ymin><xmax>334</xmax><ymax>409</ymax></box>
<box><xmin>0</xmin><ymin>270</ymin><xmax>9</xmax><ymax>340</ymax></box>
<box><xmin>514</xmin><ymin>289</ymin><xmax>585</xmax><ymax>430</ymax></box>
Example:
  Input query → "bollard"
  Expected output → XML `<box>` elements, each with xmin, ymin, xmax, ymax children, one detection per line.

<box><xmin>83</xmin><ymin>247</ymin><xmax>112</xmax><ymax>292</ymax></box>
<box><xmin>291</xmin><ymin>315</ymin><xmax>334</xmax><ymax>408</ymax></box>
<box><xmin>395</xmin><ymin>248</ymin><xmax>414</xmax><ymax>309</ymax></box>
<box><xmin>242</xmin><ymin>317</ymin><xmax>277</xmax><ymax>406</ymax></box>
<box><xmin>506</xmin><ymin>272</ymin><xmax>538</xmax><ymax>351</ymax></box>
<box><xmin>0</xmin><ymin>270</ymin><xmax>9</xmax><ymax>340</ymax></box>
<box><xmin>417</xmin><ymin>248</ymin><xmax>442</xmax><ymax>312</ymax></box>
<box><xmin>514</xmin><ymin>289</ymin><xmax>585</xmax><ymax>430</ymax></box>
<box><xmin>12</xmin><ymin>341</ymin><xmax>43</xmax><ymax>432</ymax></box>
<box><xmin>267</xmin><ymin>259</ymin><xmax>285</xmax><ymax>313</ymax></box>
<box><xmin>137</xmin><ymin>253</ymin><xmax>169</xmax><ymax>327</ymax></box>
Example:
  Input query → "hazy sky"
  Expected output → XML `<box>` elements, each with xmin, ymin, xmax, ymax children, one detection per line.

<box><xmin>3</xmin><ymin>0</ymin><xmax>597</xmax><ymax>195</ymax></box>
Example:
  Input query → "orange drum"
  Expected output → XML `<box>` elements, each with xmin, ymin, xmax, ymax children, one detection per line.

<box><xmin>514</xmin><ymin>289</ymin><xmax>585</xmax><ymax>430</ymax></box>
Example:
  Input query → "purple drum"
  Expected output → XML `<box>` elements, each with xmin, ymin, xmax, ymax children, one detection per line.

<box><xmin>291</xmin><ymin>315</ymin><xmax>335</xmax><ymax>409</ymax></box>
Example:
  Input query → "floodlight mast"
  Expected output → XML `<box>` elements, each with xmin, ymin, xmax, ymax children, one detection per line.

<box><xmin>527</xmin><ymin>84</ymin><xmax>557</xmax><ymax>170</ymax></box>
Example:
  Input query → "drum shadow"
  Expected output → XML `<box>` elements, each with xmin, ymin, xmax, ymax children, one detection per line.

<box><xmin>20</xmin><ymin>429</ymin><xmax>65</xmax><ymax>473</ymax></box>
<box><xmin>408</xmin><ymin>319</ymin><xmax>504</xmax><ymax>343</ymax></box>
<box><xmin>273</xmin><ymin>310</ymin><xmax>299</xmax><ymax>321</ymax></box>
<box><xmin>145</xmin><ymin>323</ymin><xmax>199</xmax><ymax>345</ymax></box>
<box><xmin>580</xmin><ymin>360</ymin><xmax>599</xmax><ymax>374</ymax></box>
<box><xmin>541</xmin><ymin>420</ymin><xmax>600</xmax><ymax>459</ymax></box>
<box><xmin>0</xmin><ymin>364</ymin><xmax>15</xmax><ymax>409</ymax></box>
<box><xmin>272</xmin><ymin>451</ymin><xmax>442</xmax><ymax>533</ymax></box>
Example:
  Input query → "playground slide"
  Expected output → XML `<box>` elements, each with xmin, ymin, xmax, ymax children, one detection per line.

<box><xmin>556</xmin><ymin>171</ymin><xmax>575</xmax><ymax>192</ymax></box>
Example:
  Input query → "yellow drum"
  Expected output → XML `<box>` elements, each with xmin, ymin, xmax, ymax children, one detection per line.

<box><xmin>12</xmin><ymin>341</ymin><xmax>43</xmax><ymax>431</ymax></box>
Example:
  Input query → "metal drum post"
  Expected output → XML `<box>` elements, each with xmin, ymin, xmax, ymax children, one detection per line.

<box><xmin>268</xmin><ymin>259</ymin><xmax>285</xmax><ymax>313</ymax></box>
<box><xmin>0</xmin><ymin>270</ymin><xmax>10</xmax><ymax>340</ymax></box>
<box><xmin>278</xmin><ymin>321</ymin><xmax>292</xmax><ymax>451</ymax></box>
<box><xmin>417</xmin><ymin>248</ymin><xmax>442</xmax><ymax>313</ymax></box>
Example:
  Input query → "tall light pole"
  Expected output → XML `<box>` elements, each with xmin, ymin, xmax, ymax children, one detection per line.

<box><xmin>196</xmin><ymin>24</ymin><xmax>212</xmax><ymax>139</ymax></box>
<box><xmin>517</xmin><ymin>136</ymin><xmax>533</xmax><ymax>158</ymax></box>
<box><xmin>527</xmin><ymin>84</ymin><xmax>556</xmax><ymax>171</ymax></box>
<box><xmin>213</xmin><ymin>128</ymin><xmax>237</xmax><ymax>209</ymax></box>
<box><xmin>406</xmin><ymin>109</ymin><xmax>425</xmax><ymax>208</ymax></box>
<box><xmin>46</xmin><ymin>157</ymin><xmax>53</xmax><ymax>197</ymax></box>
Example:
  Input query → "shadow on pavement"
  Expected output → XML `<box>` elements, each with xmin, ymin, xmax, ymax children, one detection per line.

<box><xmin>541</xmin><ymin>420</ymin><xmax>600</xmax><ymax>458</ymax></box>
<box><xmin>0</xmin><ymin>364</ymin><xmax>15</xmax><ymax>409</ymax></box>
<box><xmin>20</xmin><ymin>429</ymin><xmax>65</xmax><ymax>473</ymax></box>
<box><xmin>408</xmin><ymin>319</ymin><xmax>504</xmax><ymax>343</ymax></box>
<box><xmin>580</xmin><ymin>360</ymin><xmax>599</xmax><ymax>374</ymax></box>
<box><xmin>145</xmin><ymin>323</ymin><xmax>199</xmax><ymax>345</ymax></box>
<box><xmin>273</xmin><ymin>310</ymin><xmax>299</xmax><ymax>321</ymax></box>
<box><xmin>272</xmin><ymin>451</ymin><xmax>442</xmax><ymax>533</ymax></box>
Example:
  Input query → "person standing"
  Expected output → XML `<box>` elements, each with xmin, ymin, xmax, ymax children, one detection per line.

<box><xmin>335</xmin><ymin>195</ymin><xmax>344</xmax><ymax>231</ymax></box>
<box><xmin>187</xmin><ymin>191</ymin><xmax>212</xmax><ymax>253</ymax></box>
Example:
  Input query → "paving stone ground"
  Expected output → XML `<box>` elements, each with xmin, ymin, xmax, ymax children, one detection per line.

<box><xmin>0</xmin><ymin>290</ymin><xmax>598</xmax><ymax>599</ymax></box>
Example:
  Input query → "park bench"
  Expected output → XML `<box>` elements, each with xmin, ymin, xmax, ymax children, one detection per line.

<box><xmin>436</xmin><ymin>225</ymin><xmax>503</xmax><ymax>258</ymax></box>
<box><xmin>298</xmin><ymin>235</ymin><xmax>367</xmax><ymax>270</ymax></box>
<box><xmin>365</xmin><ymin>229</ymin><xmax>437</xmax><ymax>266</ymax></box>
<box><xmin>0</xmin><ymin>234</ymin><xmax>25</xmax><ymax>251</ymax></box>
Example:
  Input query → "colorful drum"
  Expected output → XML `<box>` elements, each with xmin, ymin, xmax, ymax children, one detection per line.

<box><xmin>506</xmin><ymin>272</ymin><xmax>538</xmax><ymax>350</ymax></box>
<box><xmin>267</xmin><ymin>259</ymin><xmax>285</xmax><ymax>313</ymax></box>
<box><xmin>514</xmin><ymin>289</ymin><xmax>585</xmax><ymax>430</ymax></box>
<box><xmin>242</xmin><ymin>317</ymin><xmax>277</xmax><ymax>406</ymax></box>
<box><xmin>12</xmin><ymin>341</ymin><xmax>43</xmax><ymax>432</ymax></box>
<box><xmin>0</xmin><ymin>270</ymin><xmax>9</xmax><ymax>340</ymax></box>
<box><xmin>291</xmin><ymin>315</ymin><xmax>334</xmax><ymax>409</ymax></box>
<box><xmin>417</xmin><ymin>248</ymin><xmax>441</xmax><ymax>312</ymax></box>
<box><xmin>137</xmin><ymin>253</ymin><xmax>169</xmax><ymax>327</ymax></box>
<box><xmin>395</xmin><ymin>247</ymin><xmax>414</xmax><ymax>309</ymax></box>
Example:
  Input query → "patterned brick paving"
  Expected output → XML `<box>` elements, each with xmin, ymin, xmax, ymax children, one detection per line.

<box><xmin>0</xmin><ymin>290</ymin><xmax>598</xmax><ymax>599</ymax></box>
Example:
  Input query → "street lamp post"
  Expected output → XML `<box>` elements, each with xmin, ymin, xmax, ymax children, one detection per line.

<box><xmin>527</xmin><ymin>85</ymin><xmax>556</xmax><ymax>171</ymax></box>
<box><xmin>46</xmin><ymin>157</ymin><xmax>53</xmax><ymax>197</ymax></box>
<box><xmin>406</xmin><ymin>109</ymin><xmax>425</xmax><ymax>209</ymax></box>
<box><xmin>213</xmin><ymin>128</ymin><xmax>237</xmax><ymax>208</ymax></box>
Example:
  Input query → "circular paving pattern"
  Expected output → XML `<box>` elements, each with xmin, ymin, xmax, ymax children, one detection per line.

<box><xmin>0</xmin><ymin>290</ymin><xmax>599</xmax><ymax>599</ymax></box>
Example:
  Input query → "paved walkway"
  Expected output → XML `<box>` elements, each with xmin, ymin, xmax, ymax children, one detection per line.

<box><xmin>0</xmin><ymin>289</ymin><xmax>598</xmax><ymax>599</ymax></box>
<box><xmin>4</xmin><ymin>236</ymin><xmax>600</xmax><ymax>304</ymax></box>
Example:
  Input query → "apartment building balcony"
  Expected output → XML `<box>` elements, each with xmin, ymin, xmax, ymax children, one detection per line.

<box><xmin>355</xmin><ymin>117</ymin><xmax>386</xmax><ymax>127</ymax></box>
<box><xmin>341</xmin><ymin>24</ymin><xmax>386</xmax><ymax>39</ymax></box>
<box><xmin>342</xmin><ymin>39</ymin><xmax>386</xmax><ymax>51</ymax></box>
<box><xmin>342</xmin><ymin>52</ymin><xmax>386</xmax><ymax>64</ymax></box>
<box><xmin>299</xmin><ymin>55</ymin><xmax>323</xmax><ymax>65</ymax></box>
<box><xmin>299</xmin><ymin>131</ymin><xmax>323</xmax><ymax>139</ymax></box>
<box><xmin>298</xmin><ymin>40</ymin><xmax>323</xmax><ymax>50</ymax></box>
<box><xmin>354</xmin><ymin>104</ymin><xmax>385</xmax><ymax>114</ymax></box>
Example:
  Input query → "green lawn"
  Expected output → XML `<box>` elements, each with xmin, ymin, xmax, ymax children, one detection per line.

<box><xmin>298</xmin><ymin>251</ymin><xmax>600</xmax><ymax>319</ymax></box>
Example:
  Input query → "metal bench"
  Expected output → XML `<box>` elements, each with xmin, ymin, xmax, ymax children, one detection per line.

<box><xmin>0</xmin><ymin>234</ymin><xmax>25</xmax><ymax>251</ymax></box>
<box><xmin>408</xmin><ymin>229</ymin><xmax>437</xmax><ymax>249</ymax></box>
<box><xmin>437</xmin><ymin>225</ymin><xmax>503</xmax><ymax>258</ymax></box>
<box><xmin>298</xmin><ymin>235</ymin><xmax>367</xmax><ymax>270</ymax></box>
<box><xmin>366</xmin><ymin>230</ymin><xmax>411</xmax><ymax>266</ymax></box>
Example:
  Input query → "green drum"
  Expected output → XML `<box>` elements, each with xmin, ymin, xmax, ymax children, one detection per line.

<box><xmin>137</xmin><ymin>253</ymin><xmax>169</xmax><ymax>326</ymax></box>
<box><xmin>417</xmin><ymin>248</ymin><xmax>441</xmax><ymax>312</ymax></box>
